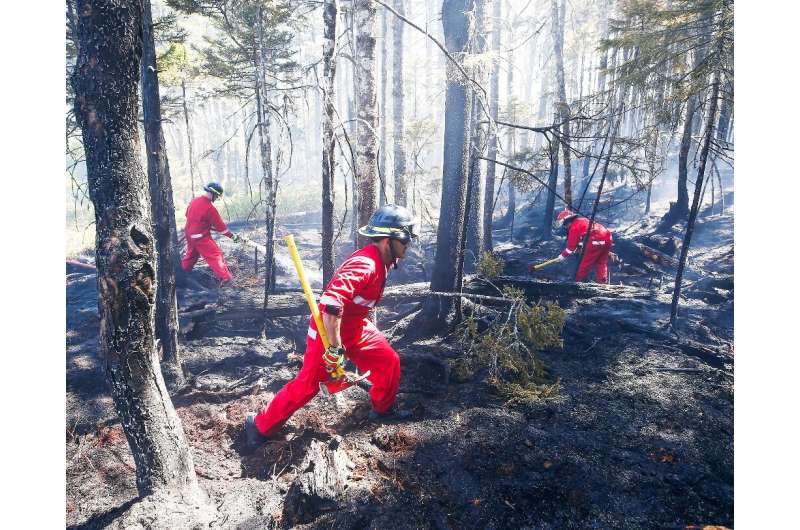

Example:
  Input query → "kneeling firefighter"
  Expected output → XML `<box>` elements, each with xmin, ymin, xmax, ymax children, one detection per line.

<box><xmin>245</xmin><ymin>205</ymin><xmax>418</xmax><ymax>447</ymax></box>
<box><xmin>529</xmin><ymin>209</ymin><xmax>613</xmax><ymax>283</ymax></box>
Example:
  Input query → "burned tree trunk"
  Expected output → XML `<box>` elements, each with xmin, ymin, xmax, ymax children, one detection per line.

<box><xmin>541</xmin><ymin>135</ymin><xmax>559</xmax><ymax>240</ymax></box>
<box><xmin>465</xmin><ymin>100</ymin><xmax>485</xmax><ymax>272</ymax></box>
<box><xmin>551</xmin><ymin>0</ymin><xmax>572</xmax><ymax>208</ymax></box>
<box><xmin>658</xmin><ymin>25</ymin><xmax>709</xmax><ymax>232</ymax></box>
<box><xmin>71</xmin><ymin>0</ymin><xmax>202</xmax><ymax>502</ymax></box>
<box><xmin>481</xmin><ymin>0</ymin><xmax>501</xmax><ymax>252</ymax></box>
<box><xmin>465</xmin><ymin>0</ymin><xmax>487</xmax><ymax>270</ymax></box>
<box><xmin>497</xmin><ymin>13</ymin><xmax>516</xmax><ymax>232</ymax></box>
<box><xmin>355</xmin><ymin>0</ymin><xmax>379</xmax><ymax>245</ymax></box>
<box><xmin>141</xmin><ymin>0</ymin><xmax>184</xmax><ymax>388</ymax></box>
<box><xmin>379</xmin><ymin>7</ymin><xmax>389</xmax><ymax>205</ymax></box>
<box><xmin>255</xmin><ymin>6</ymin><xmax>278</xmax><ymax>336</ymax></box>
<box><xmin>392</xmin><ymin>0</ymin><xmax>408</xmax><ymax>207</ymax></box>
<box><xmin>426</xmin><ymin>0</ymin><xmax>474</xmax><ymax>324</ymax></box>
<box><xmin>321</xmin><ymin>0</ymin><xmax>338</xmax><ymax>285</ymax></box>
<box><xmin>670</xmin><ymin>29</ymin><xmax>725</xmax><ymax>329</ymax></box>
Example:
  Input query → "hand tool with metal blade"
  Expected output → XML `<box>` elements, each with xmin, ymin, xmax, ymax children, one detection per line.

<box><xmin>284</xmin><ymin>234</ymin><xmax>371</xmax><ymax>396</ymax></box>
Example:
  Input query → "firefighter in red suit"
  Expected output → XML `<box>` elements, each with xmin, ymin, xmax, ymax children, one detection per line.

<box><xmin>245</xmin><ymin>205</ymin><xmax>418</xmax><ymax>447</ymax></box>
<box><xmin>530</xmin><ymin>209</ymin><xmax>613</xmax><ymax>283</ymax></box>
<box><xmin>181</xmin><ymin>182</ymin><xmax>241</xmax><ymax>283</ymax></box>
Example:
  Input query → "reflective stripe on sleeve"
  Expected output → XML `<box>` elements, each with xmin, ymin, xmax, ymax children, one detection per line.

<box><xmin>190</xmin><ymin>233</ymin><xmax>205</xmax><ymax>239</ymax></box>
<box><xmin>353</xmin><ymin>295</ymin><xmax>377</xmax><ymax>308</ymax></box>
<box><xmin>307</xmin><ymin>327</ymin><xmax>317</xmax><ymax>340</ymax></box>
<box><xmin>320</xmin><ymin>295</ymin><xmax>341</xmax><ymax>306</ymax></box>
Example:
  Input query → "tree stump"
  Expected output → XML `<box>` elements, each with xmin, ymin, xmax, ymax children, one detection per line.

<box><xmin>281</xmin><ymin>438</ymin><xmax>353</xmax><ymax>526</ymax></box>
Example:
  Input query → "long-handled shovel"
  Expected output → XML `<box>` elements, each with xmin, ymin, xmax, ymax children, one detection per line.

<box><xmin>283</xmin><ymin>234</ymin><xmax>371</xmax><ymax>396</ymax></box>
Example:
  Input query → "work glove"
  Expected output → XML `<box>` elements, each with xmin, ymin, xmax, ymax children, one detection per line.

<box><xmin>322</xmin><ymin>345</ymin><xmax>346</xmax><ymax>380</ymax></box>
<box><xmin>232</xmin><ymin>233</ymin><xmax>242</xmax><ymax>243</ymax></box>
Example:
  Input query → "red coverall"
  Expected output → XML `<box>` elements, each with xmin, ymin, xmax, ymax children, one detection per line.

<box><xmin>561</xmin><ymin>217</ymin><xmax>613</xmax><ymax>283</ymax></box>
<box><xmin>254</xmin><ymin>244</ymin><xmax>400</xmax><ymax>437</ymax></box>
<box><xmin>180</xmin><ymin>195</ymin><xmax>234</xmax><ymax>282</ymax></box>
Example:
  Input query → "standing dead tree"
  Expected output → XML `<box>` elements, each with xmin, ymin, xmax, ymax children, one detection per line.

<box><xmin>321</xmin><ymin>0</ymin><xmax>339</xmax><ymax>285</ymax></box>
<box><xmin>141</xmin><ymin>0</ymin><xmax>184</xmax><ymax>388</ymax></box>
<box><xmin>424</xmin><ymin>0</ymin><xmax>475</xmax><ymax>326</ymax></box>
<box><xmin>465</xmin><ymin>0</ymin><xmax>488</xmax><ymax>269</ymax></box>
<box><xmin>551</xmin><ymin>0</ymin><xmax>572</xmax><ymax>208</ymax></box>
<box><xmin>355</xmin><ymin>0</ymin><xmax>379</xmax><ymax>245</ymax></box>
<box><xmin>391</xmin><ymin>0</ymin><xmax>408</xmax><ymax>207</ymax></box>
<box><xmin>481</xmin><ymin>0</ymin><xmax>501</xmax><ymax>252</ymax></box>
<box><xmin>670</xmin><ymin>8</ymin><xmax>727</xmax><ymax>329</ymax></box>
<box><xmin>71</xmin><ymin>0</ymin><xmax>208</xmax><ymax>520</ymax></box>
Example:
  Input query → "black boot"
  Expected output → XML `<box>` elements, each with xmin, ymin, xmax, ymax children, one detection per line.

<box><xmin>245</xmin><ymin>413</ymin><xmax>269</xmax><ymax>448</ymax></box>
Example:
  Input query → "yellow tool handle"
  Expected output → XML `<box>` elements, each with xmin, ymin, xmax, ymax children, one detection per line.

<box><xmin>534</xmin><ymin>256</ymin><xmax>563</xmax><ymax>270</ymax></box>
<box><xmin>284</xmin><ymin>234</ymin><xmax>331</xmax><ymax>350</ymax></box>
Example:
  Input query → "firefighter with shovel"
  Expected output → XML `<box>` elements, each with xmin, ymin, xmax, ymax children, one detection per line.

<box><xmin>245</xmin><ymin>205</ymin><xmax>417</xmax><ymax>447</ymax></box>
<box><xmin>528</xmin><ymin>209</ymin><xmax>613</xmax><ymax>283</ymax></box>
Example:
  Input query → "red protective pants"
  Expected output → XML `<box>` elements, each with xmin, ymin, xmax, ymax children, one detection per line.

<box><xmin>254</xmin><ymin>319</ymin><xmax>400</xmax><ymax>436</ymax></box>
<box><xmin>181</xmin><ymin>236</ymin><xmax>232</xmax><ymax>282</ymax></box>
<box><xmin>576</xmin><ymin>239</ymin><xmax>612</xmax><ymax>283</ymax></box>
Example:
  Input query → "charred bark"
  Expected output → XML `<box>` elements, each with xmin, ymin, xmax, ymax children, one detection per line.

<box><xmin>670</xmin><ymin>25</ymin><xmax>725</xmax><ymax>329</ymax></box>
<box><xmin>355</xmin><ymin>0</ymin><xmax>379</xmax><ymax>245</ymax></box>
<box><xmin>551</xmin><ymin>0</ymin><xmax>572</xmax><ymax>208</ymax></box>
<box><xmin>255</xmin><ymin>6</ymin><xmax>278</xmax><ymax>336</ymax></box>
<box><xmin>465</xmin><ymin>0</ymin><xmax>487</xmax><ymax>270</ymax></box>
<box><xmin>481</xmin><ymin>0</ymin><xmax>501</xmax><ymax>252</ymax></box>
<box><xmin>426</xmin><ymin>0</ymin><xmax>474</xmax><ymax>325</ymax></box>
<box><xmin>379</xmin><ymin>6</ymin><xmax>389</xmax><ymax>205</ymax></box>
<box><xmin>392</xmin><ymin>0</ymin><xmax>408</xmax><ymax>207</ymax></box>
<box><xmin>141</xmin><ymin>0</ymin><xmax>184</xmax><ymax>388</ymax></box>
<box><xmin>71</xmin><ymin>0</ymin><xmax>202</xmax><ymax>500</ymax></box>
<box><xmin>658</xmin><ymin>22</ymin><xmax>710</xmax><ymax>232</ymax></box>
<box><xmin>321</xmin><ymin>0</ymin><xmax>338</xmax><ymax>285</ymax></box>
<box><xmin>541</xmin><ymin>136</ymin><xmax>559</xmax><ymax>240</ymax></box>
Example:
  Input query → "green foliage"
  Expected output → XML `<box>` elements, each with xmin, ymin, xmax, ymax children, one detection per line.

<box><xmin>476</xmin><ymin>252</ymin><xmax>505</xmax><ymax>278</ymax></box>
<box><xmin>158</xmin><ymin>42</ymin><xmax>200</xmax><ymax>86</ymax></box>
<box><xmin>171</xmin><ymin>0</ymin><xmax>301</xmax><ymax>100</ymax></box>
<box><xmin>603</xmin><ymin>0</ymin><xmax>733</xmax><ymax>125</ymax></box>
<box><xmin>455</xmin><ymin>288</ymin><xmax>566</xmax><ymax>406</ymax></box>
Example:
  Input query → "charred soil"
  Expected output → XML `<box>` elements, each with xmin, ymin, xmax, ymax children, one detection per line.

<box><xmin>67</xmin><ymin>215</ymin><xmax>733</xmax><ymax>529</ymax></box>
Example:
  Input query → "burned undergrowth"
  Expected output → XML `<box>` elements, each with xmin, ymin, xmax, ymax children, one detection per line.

<box><xmin>67</xmin><ymin>214</ymin><xmax>733</xmax><ymax>529</ymax></box>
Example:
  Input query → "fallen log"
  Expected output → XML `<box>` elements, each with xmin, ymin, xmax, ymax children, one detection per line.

<box><xmin>490</xmin><ymin>276</ymin><xmax>660</xmax><ymax>306</ymax></box>
<box><xmin>178</xmin><ymin>277</ymin><xmax>668</xmax><ymax>335</ymax></box>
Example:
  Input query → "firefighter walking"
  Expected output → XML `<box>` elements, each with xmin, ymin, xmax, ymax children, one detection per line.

<box><xmin>245</xmin><ymin>205</ymin><xmax>417</xmax><ymax>447</ymax></box>
<box><xmin>181</xmin><ymin>182</ymin><xmax>241</xmax><ymax>283</ymax></box>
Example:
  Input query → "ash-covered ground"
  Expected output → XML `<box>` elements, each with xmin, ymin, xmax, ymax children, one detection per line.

<box><xmin>67</xmin><ymin>205</ymin><xmax>733</xmax><ymax>529</ymax></box>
